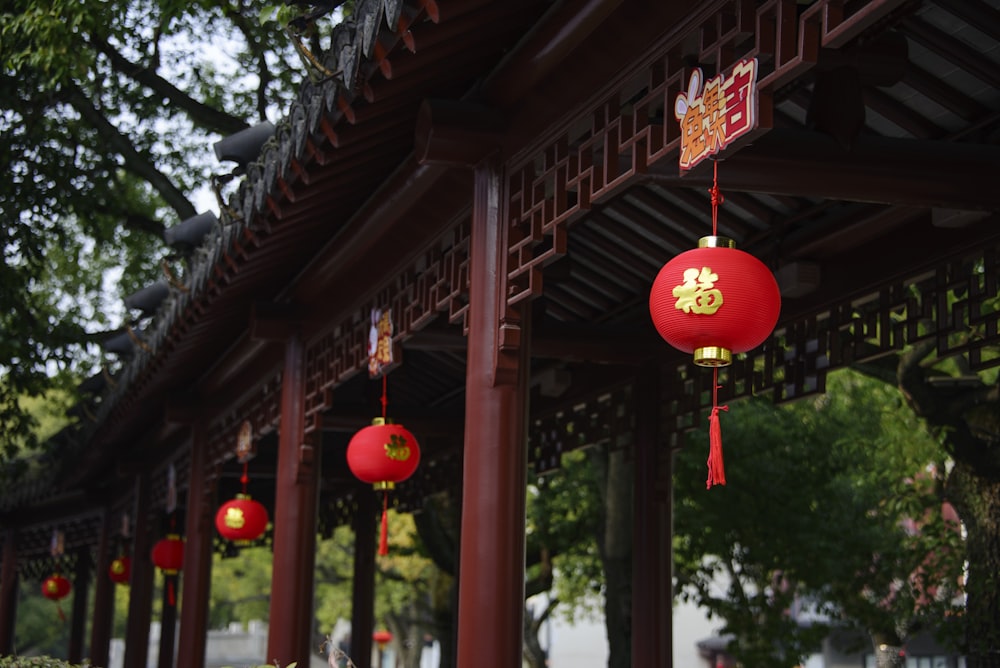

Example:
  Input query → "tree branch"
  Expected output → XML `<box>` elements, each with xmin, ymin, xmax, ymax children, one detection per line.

<box><xmin>64</xmin><ymin>83</ymin><xmax>197</xmax><ymax>220</ymax></box>
<box><xmin>89</xmin><ymin>35</ymin><xmax>250</xmax><ymax>135</ymax></box>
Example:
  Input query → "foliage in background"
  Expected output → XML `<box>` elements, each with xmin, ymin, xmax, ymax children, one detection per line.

<box><xmin>0</xmin><ymin>0</ymin><xmax>309</xmax><ymax>460</ymax></box>
<box><xmin>673</xmin><ymin>369</ymin><xmax>965</xmax><ymax>668</ymax></box>
<box><xmin>0</xmin><ymin>657</ymin><xmax>92</xmax><ymax>667</ymax></box>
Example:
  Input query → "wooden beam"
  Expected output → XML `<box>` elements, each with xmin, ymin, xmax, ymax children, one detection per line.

<box><xmin>643</xmin><ymin>128</ymin><xmax>1000</xmax><ymax>211</ymax></box>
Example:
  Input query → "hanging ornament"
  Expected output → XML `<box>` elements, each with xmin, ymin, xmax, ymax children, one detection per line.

<box><xmin>151</xmin><ymin>533</ymin><xmax>184</xmax><ymax>606</ymax></box>
<box><xmin>373</xmin><ymin>628</ymin><xmax>393</xmax><ymax>651</ymax></box>
<box><xmin>347</xmin><ymin>416</ymin><xmax>421</xmax><ymax>555</ymax></box>
<box><xmin>348</xmin><ymin>326</ymin><xmax>420</xmax><ymax>556</ymax></box>
<box><xmin>108</xmin><ymin>555</ymin><xmax>131</xmax><ymax>585</ymax></box>
<box><xmin>41</xmin><ymin>573</ymin><xmax>71</xmax><ymax>621</ymax></box>
<box><xmin>216</xmin><ymin>422</ymin><xmax>270</xmax><ymax>545</ymax></box>
<box><xmin>649</xmin><ymin>161</ymin><xmax>781</xmax><ymax>488</ymax></box>
<box><xmin>215</xmin><ymin>494</ymin><xmax>269</xmax><ymax>545</ymax></box>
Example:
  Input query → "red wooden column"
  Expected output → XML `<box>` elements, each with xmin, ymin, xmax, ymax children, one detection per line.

<box><xmin>350</xmin><ymin>486</ymin><xmax>376</xmax><ymax>666</ymax></box>
<box><xmin>123</xmin><ymin>471</ymin><xmax>155</xmax><ymax>668</ymax></box>
<box><xmin>156</xmin><ymin>573</ymin><xmax>178</xmax><ymax>668</ymax></box>
<box><xmin>456</xmin><ymin>154</ymin><xmax>530</xmax><ymax>668</ymax></box>
<box><xmin>632</xmin><ymin>367</ymin><xmax>672</xmax><ymax>667</ymax></box>
<box><xmin>68</xmin><ymin>548</ymin><xmax>92</xmax><ymax>662</ymax></box>
<box><xmin>267</xmin><ymin>330</ymin><xmax>321</xmax><ymax>665</ymax></box>
<box><xmin>177</xmin><ymin>420</ymin><xmax>215</xmax><ymax>668</ymax></box>
<box><xmin>0</xmin><ymin>529</ymin><xmax>18</xmax><ymax>654</ymax></box>
<box><xmin>89</xmin><ymin>509</ymin><xmax>115</xmax><ymax>668</ymax></box>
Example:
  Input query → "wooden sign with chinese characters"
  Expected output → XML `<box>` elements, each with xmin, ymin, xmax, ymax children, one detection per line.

<box><xmin>367</xmin><ymin>307</ymin><xmax>398</xmax><ymax>378</ymax></box>
<box><xmin>236</xmin><ymin>420</ymin><xmax>255</xmax><ymax>462</ymax></box>
<box><xmin>675</xmin><ymin>58</ymin><xmax>760</xmax><ymax>171</ymax></box>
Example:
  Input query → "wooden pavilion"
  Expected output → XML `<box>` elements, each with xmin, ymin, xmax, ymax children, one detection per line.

<box><xmin>1</xmin><ymin>0</ymin><xmax>999</xmax><ymax>666</ymax></box>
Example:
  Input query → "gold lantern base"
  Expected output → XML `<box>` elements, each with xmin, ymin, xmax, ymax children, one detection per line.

<box><xmin>694</xmin><ymin>346</ymin><xmax>732</xmax><ymax>367</ymax></box>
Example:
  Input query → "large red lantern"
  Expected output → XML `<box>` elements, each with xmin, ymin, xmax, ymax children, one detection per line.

<box><xmin>108</xmin><ymin>556</ymin><xmax>131</xmax><ymax>585</ymax></box>
<box><xmin>649</xmin><ymin>236</ymin><xmax>780</xmax><ymax>366</ymax></box>
<box><xmin>347</xmin><ymin>417</ymin><xmax>420</xmax><ymax>555</ymax></box>
<box><xmin>215</xmin><ymin>494</ymin><xmax>269</xmax><ymax>545</ymax></box>
<box><xmin>648</xmin><ymin>163</ymin><xmax>781</xmax><ymax>489</ymax></box>
<box><xmin>41</xmin><ymin>574</ymin><xmax>71</xmax><ymax>601</ymax></box>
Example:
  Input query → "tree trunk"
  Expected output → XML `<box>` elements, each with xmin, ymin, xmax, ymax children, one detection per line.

<box><xmin>946</xmin><ymin>460</ymin><xmax>1000</xmax><ymax>667</ymax></box>
<box><xmin>588</xmin><ymin>443</ymin><xmax>633</xmax><ymax>668</ymax></box>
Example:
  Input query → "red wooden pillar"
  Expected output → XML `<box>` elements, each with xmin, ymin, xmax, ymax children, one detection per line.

<box><xmin>0</xmin><ymin>529</ymin><xmax>18</xmax><ymax>654</ymax></box>
<box><xmin>632</xmin><ymin>367</ymin><xmax>672</xmax><ymax>667</ymax></box>
<box><xmin>157</xmin><ymin>573</ymin><xmax>178</xmax><ymax>668</ymax></box>
<box><xmin>68</xmin><ymin>548</ymin><xmax>91</xmax><ymax>662</ymax></box>
<box><xmin>89</xmin><ymin>510</ymin><xmax>115</xmax><ymax>668</ymax></box>
<box><xmin>456</xmin><ymin>154</ymin><xmax>529</xmax><ymax>667</ymax></box>
<box><xmin>123</xmin><ymin>471</ymin><xmax>155</xmax><ymax>668</ymax></box>
<box><xmin>267</xmin><ymin>330</ymin><xmax>321</xmax><ymax>665</ymax></box>
<box><xmin>350</xmin><ymin>486</ymin><xmax>376</xmax><ymax>666</ymax></box>
<box><xmin>177</xmin><ymin>421</ymin><xmax>215</xmax><ymax>668</ymax></box>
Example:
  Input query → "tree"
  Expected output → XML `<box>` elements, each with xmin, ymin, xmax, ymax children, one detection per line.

<box><xmin>673</xmin><ymin>369</ymin><xmax>964</xmax><ymax>668</ymax></box>
<box><xmin>853</xmin><ymin>331</ymin><xmax>1000</xmax><ymax>666</ymax></box>
<box><xmin>0</xmin><ymin>0</ymin><xmax>320</xmax><ymax>459</ymax></box>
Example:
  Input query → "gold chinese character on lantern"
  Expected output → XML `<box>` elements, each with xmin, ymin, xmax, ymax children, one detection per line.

<box><xmin>224</xmin><ymin>507</ymin><xmax>246</xmax><ymax>529</ymax></box>
<box><xmin>673</xmin><ymin>267</ymin><xmax>724</xmax><ymax>314</ymax></box>
<box><xmin>384</xmin><ymin>433</ymin><xmax>411</xmax><ymax>462</ymax></box>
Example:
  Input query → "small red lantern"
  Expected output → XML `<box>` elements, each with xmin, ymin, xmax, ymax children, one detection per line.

<box><xmin>151</xmin><ymin>534</ymin><xmax>185</xmax><ymax>573</ymax></box>
<box><xmin>347</xmin><ymin>417</ymin><xmax>420</xmax><ymax>555</ymax></box>
<box><xmin>108</xmin><ymin>556</ymin><xmax>131</xmax><ymax>585</ymax></box>
<box><xmin>151</xmin><ymin>533</ymin><xmax>184</xmax><ymax>606</ymax></box>
<box><xmin>649</xmin><ymin>236</ymin><xmax>780</xmax><ymax>366</ymax></box>
<box><xmin>373</xmin><ymin>628</ymin><xmax>393</xmax><ymax>650</ymax></box>
<box><xmin>41</xmin><ymin>573</ymin><xmax>71</xmax><ymax>622</ymax></box>
<box><xmin>215</xmin><ymin>494</ymin><xmax>269</xmax><ymax>545</ymax></box>
<box><xmin>41</xmin><ymin>574</ymin><xmax>71</xmax><ymax>601</ymax></box>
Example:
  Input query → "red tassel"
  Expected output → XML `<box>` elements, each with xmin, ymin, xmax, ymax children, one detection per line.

<box><xmin>378</xmin><ymin>493</ymin><xmax>389</xmax><ymax>556</ymax></box>
<box><xmin>707</xmin><ymin>405</ymin><xmax>728</xmax><ymax>489</ymax></box>
<box><xmin>57</xmin><ymin>604</ymin><xmax>65</xmax><ymax>623</ymax></box>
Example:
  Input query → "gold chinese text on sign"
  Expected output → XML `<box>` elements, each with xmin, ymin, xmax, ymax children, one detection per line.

<box><xmin>673</xmin><ymin>267</ymin><xmax>723</xmax><ymax>314</ymax></box>
<box><xmin>675</xmin><ymin>58</ymin><xmax>759</xmax><ymax>171</ymax></box>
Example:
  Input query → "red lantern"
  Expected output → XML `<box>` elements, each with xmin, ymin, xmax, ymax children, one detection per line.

<box><xmin>108</xmin><ymin>556</ymin><xmax>131</xmax><ymax>584</ymax></box>
<box><xmin>347</xmin><ymin>417</ymin><xmax>420</xmax><ymax>555</ymax></box>
<box><xmin>215</xmin><ymin>494</ymin><xmax>269</xmax><ymax>544</ymax></box>
<box><xmin>41</xmin><ymin>574</ymin><xmax>71</xmax><ymax>601</ymax></box>
<box><xmin>373</xmin><ymin>628</ymin><xmax>393</xmax><ymax>650</ymax></box>
<box><xmin>151</xmin><ymin>534</ymin><xmax>185</xmax><ymax>574</ymax></box>
<box><xmin>152</xmin><ymin>533</ymin><xmax>184</xmax><ymax>606</ymax></box>
<box><xmin>648</xmin><ymin>162</ymin><xmax>782</xmax><ymax>490</ymax></box>
<box><xmin>347</xmin><ymin>418</ymin><xmax>420</xmax><ymax>486</ymax></box>
<box><xmin>649</xmin><ymin>236</ymin><xmax>780</xmax><ymax>366</ymax></box>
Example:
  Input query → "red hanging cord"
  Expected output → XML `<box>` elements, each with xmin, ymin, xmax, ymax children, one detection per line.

<box><xmin>380</xmin><ymin>374</ymin><xmax>388</xmax><ymax>419</ymax></box>
<box><xmin>378</xmin><ymin>374</ymin><xmax>390</xmax><ymax>555</ymax></box>
<box><xmin>240</xmin><ymin>461</ymin><xmax>249</xmax><ymax>495</ymax></box>
<box><xmin>707</xmin><ymin>367</ymin><xmax>729</xmax><ymax>489</ymax></box>
<box><xmin>709</xmin><ymin>159</ymin><xmax>724</xmax><ymax>236</ymax></box>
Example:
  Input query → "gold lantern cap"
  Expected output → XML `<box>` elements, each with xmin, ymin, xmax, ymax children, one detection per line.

<box><xmin>694</xmin><ymin>346</ymin><xmax>732</xmax><ymax>367</ymax></box>
<box><xmin>697</xmin><ymin>236</ymin><xmax>736</xmax><ymax>249</ymax></box>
